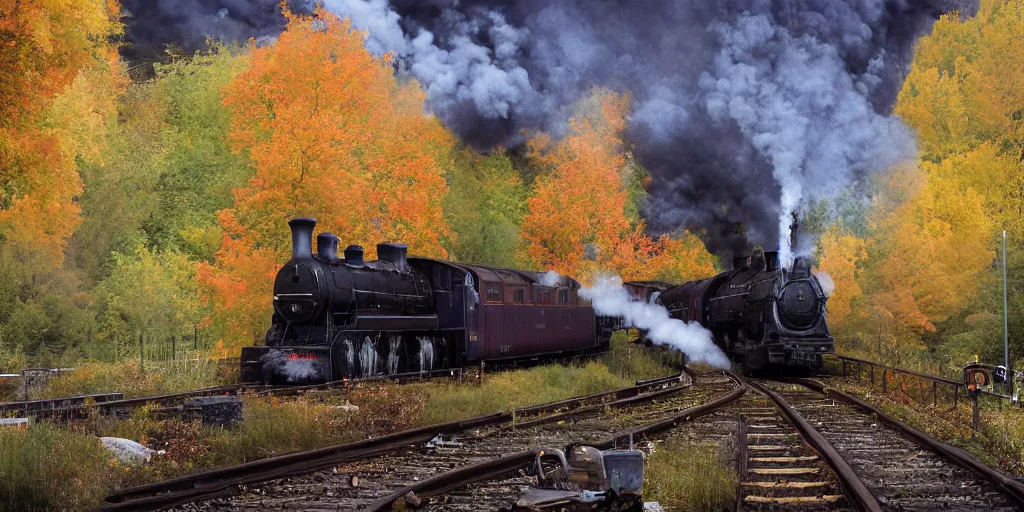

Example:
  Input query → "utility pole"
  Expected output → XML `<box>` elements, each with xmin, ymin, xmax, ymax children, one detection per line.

<box><xmin>1003</xmin><ymin>230</ymin><xmax>1011</xmax><ymax>397</ymax></box>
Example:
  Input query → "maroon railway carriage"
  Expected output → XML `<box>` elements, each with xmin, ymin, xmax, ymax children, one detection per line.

<box><xmin>451</xmin><ymin>262</ymin><xmax>600</xmax><ymax>364</ymax></box>
<box><xmin>240</xmin><ymin>218</ymin><xmax>609</xmax><ymax>384</ymax></box>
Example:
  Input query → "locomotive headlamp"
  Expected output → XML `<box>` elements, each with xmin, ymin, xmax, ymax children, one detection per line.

<box><xmin>291</xmin><ymin>304</ymin><xmax>302</xmax><ymax>313</ymax></box>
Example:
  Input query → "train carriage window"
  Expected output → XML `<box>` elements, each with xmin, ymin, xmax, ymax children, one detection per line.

<box><xmin>537</xmin><ymin>290</ymin><xmax>552</xmax><ymax>304</ymax></box>
<box><xmin>513</xmin><ymin>288</ymin><xmax>526</xmax><ymax>303</ymax></box>
<box><xmin>558</xmin><ymin>289</ymin><xmax>569</xmax><ymax>304</ymax></box>
<box><xmin>486</xmin><ymin>286</ymin><xmax>501</xmax><ymax>303</ymax></box>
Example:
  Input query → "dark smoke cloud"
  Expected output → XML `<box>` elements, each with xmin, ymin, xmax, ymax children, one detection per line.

<box><xmin>119</xmin><ymin>0</ymin><xmax>978</xmax><ymax>259</ymax></box>
<box><xmin>119</xmin><ymin>0</ymin><xmax>314</xmax><ymax>59</ymax></box>
<box><xmin>321</xmin><ymin>0</ymin><xmax>976</xmax><ymax>260</ymax></box>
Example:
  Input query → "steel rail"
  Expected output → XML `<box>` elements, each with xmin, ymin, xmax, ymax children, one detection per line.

<box><xmin>101</xmin><ymin>371</ymin><xmax>688</xmax><ymax>510</ymax></box>
<box><xmin>797</xmin><ymin>378</ymin><xmax>1024</xmax><ymax>508</ymax></box>
<box><xmin>368</xmin><ymin>371</ymin><xmax>747</xmax><ymax>511</ymax></box>
<box><xmin>9</xmin><ymin>368</ymin><xmax>468</xmax><ymax>418</ymax></box>
<box><xmin>746</xmin><ymin>379</ymin><xmax>882</xmax><ymax>512</ymax></box>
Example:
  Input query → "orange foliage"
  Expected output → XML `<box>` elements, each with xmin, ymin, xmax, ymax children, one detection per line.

<box><xmin>520</xmin><ymin>90</ymin><xmax>715</xmax><ymax>283</ymax></box>
<box><xmin>202</xmin><ymin>9</ymin><xmax>454</xmax><ymax>348</ymax></box>
<box><xmin>0</xmin><ymin>0</ymin><xmax>122</xmax><ymax>275</ymax></box>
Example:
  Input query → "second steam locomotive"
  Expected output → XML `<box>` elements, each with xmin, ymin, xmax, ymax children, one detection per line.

<box><xmin>656</xmin><ymin>251</ymin><xmax>834</xmax><ymax>371</ymax></box>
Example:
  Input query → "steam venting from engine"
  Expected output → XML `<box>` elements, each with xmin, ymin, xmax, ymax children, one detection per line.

<box><xmin>580</xmin><ymin>275</ymin><xmax>730</xmax><ymax>369</ymax></box>
<box><xmin>118</xmin><ymin>0</ymin><xmax>978</xmax><ymax>259</ymax></box>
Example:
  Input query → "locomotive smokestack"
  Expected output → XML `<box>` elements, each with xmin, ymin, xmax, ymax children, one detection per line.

<box><xmin>343</xmin><ymin>245</ymin><xmax>365</xmax><ymax>267</ymax></box>
<box><xmin>288</xmin><ymin>218</ymin><xmax>316</xmax><ymax>260</ymax></box>
<box><xmin>376</xmin><ymin>243</ymin><xmax>409</xmax><ymax>272</ymax></box>
<box><xmin>732</xmin><ymin>255</ymin><xmax>748</xmax><ymax>270</ymax></box>
<box><xmin>751</xmin><ymin>251</ymin><xmax>766</xmax><ymax>271</ymax></box>
<box><xmin>765</xmin><ymin>251</ymin><xmax>780</xmax><ymax>272</ymax></box>
<box><xmin>317</xmin><ymin>233</ymin><xmax>340</xmax><ymax>263</ymax></box>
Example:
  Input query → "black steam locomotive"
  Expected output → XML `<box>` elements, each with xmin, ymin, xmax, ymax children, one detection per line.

<box><xmin>656</xmin><ymin>251</ymin><xmax>834</xmax><ymax>372</ymax></box>
<box><xmin>241</xmin><ymin>218</ymin><xmax>610</xmax><ymax>383</ymax></box>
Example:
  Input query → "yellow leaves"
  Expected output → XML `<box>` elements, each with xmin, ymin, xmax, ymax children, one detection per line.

<box><xmin>816</xmin><ymin>230</ymin><xmax>867</xmax><ymax>329</ymax></box>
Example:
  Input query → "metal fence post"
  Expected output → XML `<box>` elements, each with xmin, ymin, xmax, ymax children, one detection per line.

<box><xmin>172</xmin><ymin>336</ymin><xmax>177</xmax><ymax>361</ymax></box>
<box><xmin>954</xmin><ymin>385</ymin><xmax>959</xmax><ymax>409</ymax></box>
<box><xmin>139</xmin><ymin>331</ymin><xmax>144</xmax><ymax>372</ymax></box>
<box><xmin>857</xmin><ymin>362</ymin><xmax>862</xmax><ymax>382</ymax></box>
<box><xmin>882</xmin><ymin>369</ymin><xmax>887</xmax><ymax>393</ymax></box>
<box><xmin>842</xmin><ymin>359</ymin><xmax>847</xmax><ymax>378</ymax></box>
<box><xmin>932</xmin><ymin>382</ymin><xmax>937</xmax><ymax>407</ymax></box>
<box><xmin>870</xmin><ymin>365</ymin><xmax>874</xmax><ymax>386</ymax></box>
<box><xmin>972</xmin><ymin>391</ymin><xmax>980</xmax><ymax>436</ymax></box>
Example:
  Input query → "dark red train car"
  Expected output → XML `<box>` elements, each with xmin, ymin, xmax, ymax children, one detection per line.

<box><xmin>460</xmin><ymin>264</ymin><xmax>599</xmax><ymax>362</ymax></box>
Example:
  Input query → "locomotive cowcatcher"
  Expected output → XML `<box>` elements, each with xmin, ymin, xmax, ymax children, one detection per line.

<box><xmin>241</xmin><ymin>218</ymin><xmax>610</xmax><ymax>384</ymax></box>
<box><xmin>656</xmin><ymin>250</ymin><xmax>834</xmax><ymax>372</ymax></box>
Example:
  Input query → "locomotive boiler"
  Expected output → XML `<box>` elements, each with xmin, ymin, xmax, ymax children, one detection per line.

<box><xmin>241</xmin><ymin>218</ymin><xmax>608</xmax><ymax>383</ymax></box>
<box><xmin>657</xmin><ymin>250</ymin><xmax>834</xmax><ymax>372</ymax></box>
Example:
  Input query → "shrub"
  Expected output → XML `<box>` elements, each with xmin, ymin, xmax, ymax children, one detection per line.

<box><xmin>39</xmin><ymin>359</ymin><xmax>229</xmax><ymax>399</ymax></box>
<box><xmin>644</xmin><ymin>441</ymin><xmax>736</xmax><ymax>511</ymax></box>
<box><xmin>0</xmin><ymin>424</ymin><xmax>116</xmax><ymax>511</ymax></box>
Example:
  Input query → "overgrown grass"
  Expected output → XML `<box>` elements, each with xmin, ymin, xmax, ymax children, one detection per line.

<box><xmin>420</xmin><ymin>362</ymin><xmax>632</xmax><ymax>424</ymax></box>
<box><xmin>828</xmin><ymin>378</ymin><xmax>1024</xmax><ymax>475</ymax></box>
<box><xmin>0</xmin><ymin>424</ymin><xmax>117</xmax><ymax>511</ymax></box>
<box><xmin>420</xmin><ymin>331</ymin><xmax>677</xmax><ymax>425</ymax></box>
<box><xmin>645</xmin><ymin>441</ymin><xmax>737</xmax><ymax>511</ymax></box>
<box><xmin>3</xmin><ymin>330</ymin><xmax>677</xmax><ymax>508</ymax></box>
<box><xmin>605</xmin><ymin>331</ymin><xmax>683</xmax><ymax>381</ymax></box>
<box><xmin>39</xmin><ymin>359</ymin><xmax>233</xmax><ymax>399</ymax></box>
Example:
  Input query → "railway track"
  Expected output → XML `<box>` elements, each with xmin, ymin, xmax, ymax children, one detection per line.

<box><xmin>340</xmin><ymin>372</ymin><xmax>1024</xmax><ymax>512</ymax></box>
<box><xmin>179</xmin><ymin>373</ymin><xmax>734</xmax><ymax>511</ymax></box>
<box><xmin>776</xmin><ymin>379</ymin><xmax>1024</xmax><ymax>511</ymax></box>
<box><xmin>101</xmin><ymin>371</ymin><xmax>691</xmax><ymax>511</ymax></box>
<box><xmin>0</xmin><ymin>368</ymin><xmax>464</xmax><ymax>419</ymax></box>
<box><xmin>98</xmin><ymin>366</ymin><xmax>1024</xmax><ymax>511</ymax></box>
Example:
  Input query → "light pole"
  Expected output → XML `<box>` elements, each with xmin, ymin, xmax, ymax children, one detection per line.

<box><xmin>1003</xmin><ymin>230</ymin><xmax>1011</xmax><ymax>397</ymax></box>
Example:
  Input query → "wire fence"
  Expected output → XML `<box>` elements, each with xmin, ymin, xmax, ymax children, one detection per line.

<box><xmin>87</xmin><ymin>327</ymin><xmax>215</xmax><ymax>366</ymax></box>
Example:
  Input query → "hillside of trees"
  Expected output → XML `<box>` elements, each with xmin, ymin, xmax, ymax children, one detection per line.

<box><xmin>0</xmin><ymin>1</ymin><xmax>1021</xmax><ymax>372</ymax></box>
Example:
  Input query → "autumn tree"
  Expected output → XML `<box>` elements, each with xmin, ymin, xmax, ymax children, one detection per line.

<box><xmin>868</xmin><ymin>0</ymin><xmax>1024</xmax><ymax>367</ymax></box>
<box><xmin>444</xmin><ymin>149</ymin><xmax>528</xmax><ymax>268</ymax></box>
<box><xmin>520</xmin><ymin>90</ymin><xmax>715</xmax><ymax>283</ymax></box>
<box><xmin>0</xmin><ymin>0</ymin><xmax>124</xmax><ymax>362</ymax></box>
<box><xmin>95</xmin><ymin>246</ymin><xmax>204</xmax><ymax>359</ymax></box>
<box><xmin>201</xmin><ymin>9</ymin><xmax>454</xmax><ymax>349</ymax></box>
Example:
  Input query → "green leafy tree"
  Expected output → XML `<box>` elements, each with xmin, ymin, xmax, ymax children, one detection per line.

<box><xmin>95</xmin><ymin>246</ymin><xmax>205</xmax><ymax>357</ymax></box>
<box><xmin>443</xmin><ymin>149</ymin><xmax>528</xmax><ymax>267</ymax></box>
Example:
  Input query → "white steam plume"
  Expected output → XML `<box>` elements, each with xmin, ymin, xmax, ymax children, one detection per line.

<box><xmin>580</xmin><ymin>275</ymin><xmax>730</xmax><ymax>369</ymax></box>
<box><xmin>539</xmin><ymin>270</ymin><xmax>560</xmax><ymax>287</ymax></box>
<box><xmin>699</xmin><ymin>13</ymin><xmax>915</xmax><ymax>264</ymax></box>
<box><xmin>813</xmin><ymin>270</ymin><xmax>835</xmax><ymax>298</ymax></box>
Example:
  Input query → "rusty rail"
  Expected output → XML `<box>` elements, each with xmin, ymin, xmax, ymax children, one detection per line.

<box><xmin>797</xmin><ymin>378</ymin><xmax>1024</xmax><ymax>508</ymax></box>
<box><xmin>747</xmin><ymin>379</ymin><xmax>882</xmax><ymax>512</ymax></box>
<box><xmin>101</xmin><ymin>371</ymin><xmax>688</xmax><ymax>510</ymax></box>
<box><xmin>7</xmin><ymin>368</ymin><xmax>467</xmax><ymax>419</ymax></box>
<box><xmin>0</xmin><ymin>392</ymin><xmax>124</xmax><ymax>416</ymax></box>
<box><xmin>368</xmin><ymin>371</ymin><xmax>748</xmax><ymax>512</ymax></box>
